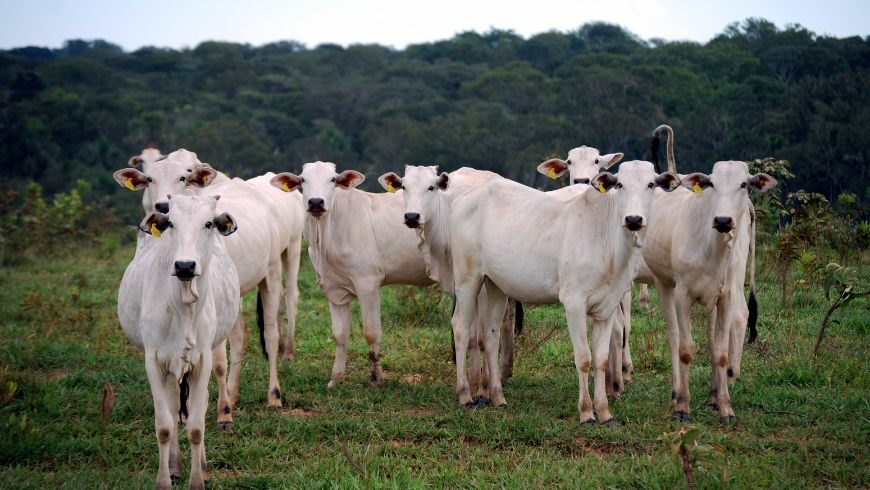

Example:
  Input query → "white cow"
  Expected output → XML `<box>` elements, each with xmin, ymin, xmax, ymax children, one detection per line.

<box><xmin>118</xmin><ymin>194</ymin><xmax>239</xmax><ymax>489</ymax></box>
<box><xmin>449</xmin><ymin>161</ymin><xmax>678</xmax><ymax>421</ymax></box>
<box><xmin>126</xmin><ymin>147</ymin><xmax>168</xmax><ymax>213</ymax></box>
<box><xmin>270</xmin><ymin>162</ymin><xmax>434</xmax><ymax>388</ymax></box>
<box><xmin>377</xmin><ymin>166</ymin><xmax>517</xmax><ymax>401</ymax></box>
<box><xmin>535</xmin><ymin>146</ymin><xmax>639</xmax><ymax>393</ymax></box>
<box><xmin>642</xmin><ymin>160</ymin><xmax>775</xmax><ymax>422</ymax></box>
<box><xmin>114</xmin><ymin>150</ymin><xmax>303</xmax><ymax>425</ymax></box>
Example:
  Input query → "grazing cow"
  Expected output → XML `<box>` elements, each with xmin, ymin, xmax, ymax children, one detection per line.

<box><xmin>449</xmin><ymin>161</ymin><xmax>678</xmax><ymax>422</ymax></box>
<box><xmin>642</xmin><ymin>160</ymin><xmax>775</xmax><ymax>423</ymax></box>
<box><xmin>118</xmin><ymin>195</ymin><xmax>239</xmax><ymax>489</ymax></box>
<box><xmin>377</xmin><ymin>166</ymin><xmax>517</xmax><ymax>400</ymax></box>
<box><xmin>113</xmin><ymin>150</ymin><xmax>303</xmax><ymax>423</ymax></box>
<box><xmin>271</xmin><ymin>162</ymin><xmax>434</xmax><ymax>388</ymax></box>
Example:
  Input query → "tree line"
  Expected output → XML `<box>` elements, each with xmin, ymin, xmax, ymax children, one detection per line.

<box><xmin>1</xmin><ymin>18</ymin><xmax>868</xmax><ymax>220</ymax></box>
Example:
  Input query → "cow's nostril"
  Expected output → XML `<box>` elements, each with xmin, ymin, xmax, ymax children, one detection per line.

<box><xmin>155</xmin><ymin>202</ymin><xmax>169</xmax><ymax>214</ymax></box>
<box><xmin>174</xmin><ymin>260</ymin><xmax>196</xmax><ymax>279</ymax></box>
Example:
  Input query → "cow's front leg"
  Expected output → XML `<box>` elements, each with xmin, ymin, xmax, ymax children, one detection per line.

<box><xmin>563</xmin><ymin>300</ymin><xmax>594</xmax><ymax>423</ymax></box>
<box><xmin>606</xmin><ymin>310</ymin><xmax>624</xmax><ymax>399</ymax></box>
<box><xmin>212</xmin><ymin>339</ymin><xmax>233</xmax><ymax>430</ymax></box>
<box><xmin>673</xmin><ymin>288</ymin><xmax>695</xmax><ymax>421</ymax></box>
<box><xmin>592</xmin><ymin>315</ymin><xmax>616</xmax><ymax>424</ymax></box>
<box><xmin>468</xmin><ymin>309</ymin><xmax>484</xmax><ymax>398</ymax></box>
<box><xmin>186</xmin><ymin>356</ymin><xmax>211</xmax><ymax>490</ymax></box>
<box><xmin>145</xmin><ymin>354</ymin><xmax>176</xmax><ymax>490</ymax></box>
<box><xmin>358</xmin><ymin>288</ymin><xmax>385</xmax><ymax>387</ymax></box>
<box><xmin>259</xmin><ymin>267</ymin><xmax>283</xmax><ymax>407</ymax></box>
<box><xmin>327</xmin><ymin>301</ymin><xmax>351</xmax><ymax>389</ymax></box>
<box><xmin>712</xmin><ymin>296</ymin><xmax>736</xmax><ymax>423</ymax></box>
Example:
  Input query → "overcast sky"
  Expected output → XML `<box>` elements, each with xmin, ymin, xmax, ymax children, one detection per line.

<box><xmin>1</xmin><ymin>0</ymin><xmax>867</xmax><ymax>51</ymax></box>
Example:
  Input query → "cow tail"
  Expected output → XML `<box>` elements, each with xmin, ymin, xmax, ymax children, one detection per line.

<box><xmin>747</xmin><ymin>203</ymin><xmax>758</xmax><ymax>344</ymax></box>
<box><xmin>449</xmin><ymin>294</ymin><xmax>457</xmax><ymax>364</ymax></box>
<box><xmin>514</xmin><ymin>300</ymin><xmax>524</xmax><ymax>336</ymax></box>
<box><xmin>652</xmin><ymin>124</ymin><xmax>676</xmax><ymax>174</ymax></box>
<box><xmin>257</xmin><ymin>291</ymin><xmax>267</xmax><ymax>358</ymax></box>
<box><xmin>650</xmin><ymin>129</ymin><xmax>661</xmax><ymax>173</ymax></box>
<box><xmin>179</xmin><ymin>372</ymin><xmax>190</xmax><ymax>421</ymax></box>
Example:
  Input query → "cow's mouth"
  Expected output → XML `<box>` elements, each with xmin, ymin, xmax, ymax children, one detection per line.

<box><xmin>307</xmin><ymin>208</ymin><xmax>326</xmax><ymax>217</ymax></box>
<box><xmin>404</xmin><ymin>219</ymin><xmax>421</xmax><ymax>229</ymax></box>
<box><xmin>713</xmin><ymin>224</ymin><xmax>733</xmax><ymax>233</ymax></box>
<box><xmin>625</xmin><ymin>223</ymin><xmax>645</xmax><ymax>232</ymax></box>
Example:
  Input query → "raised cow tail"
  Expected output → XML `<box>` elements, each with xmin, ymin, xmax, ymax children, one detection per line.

<box><xmin>652</xmin><ymin>124</ymin><xmax>676</xmax><ymax>174</ymax></box>
<box><xmin>514</xmin><ymin>300</ymin><xmax>524</xmax><ymax>335</ymax></box>
<box><xmin>179</xmin><ymin>372</ymin><xmax>190</xmax><ymax>421</ymax></box>
<box><xmin>650</xmin><ymin>129</ymin><xmax>661</xmax><ymax>173</ymax></box>
<box><xmin>257</xmin><ymin>291</ymin><xmax>267</xmax><ymax>358</ymax></box>
<box><xmin>747</xmin><ymin>203</ymin><xmax>758</xmax><ymax>344</ymax></box>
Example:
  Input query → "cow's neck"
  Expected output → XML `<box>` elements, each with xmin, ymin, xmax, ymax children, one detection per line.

<box><xmin>418</xmin><ymin>192</ymin><xmax>453</xmax><ymax>292</ymax></box>
<box><xmin>304</xmin><ymin>188</ymin><xmax>366</xmax><ymax>269</ymax></box>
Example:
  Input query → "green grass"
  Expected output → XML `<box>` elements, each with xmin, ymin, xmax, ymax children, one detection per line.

<box><xmin>0</xmin><ymin>231</ymin><xmax>867</xmax><ymax>488</ymax></box>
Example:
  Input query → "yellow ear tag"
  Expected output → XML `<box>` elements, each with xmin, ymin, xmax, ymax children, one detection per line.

<box><xmin>547</xmin><ymin>168</ymin><xmax>557</xmax><ymax>180</ymax></box>
<box><xmin>598</xmin><ymin>182</ymin><xmax>606</xmax><ymax>194</ymax></box>
<box><xmin>693</xmin><ymin>182</ymin><xmax>703</xmax><ymax>194</ymax></box>
<box><xmin>124</xmin><ymin>178</ymin><xmax>135</xmax><ymax>190</ymax></box>
<box><xmin>386</xmin><ymin>182</ymin><xmax>396</xmax><ymax>193</ymax></box>
<box><xmin>150</xmin><ymin>222</ymin><xmax>161</xmax><ymax>238</ymax></box>
<box><xmin>280</xmin><ymin>182</ymin><xmax>290</xmax><ymax>192</ymax></box>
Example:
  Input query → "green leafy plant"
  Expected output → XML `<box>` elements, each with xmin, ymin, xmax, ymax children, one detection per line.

<box><xmin>658</xmin><ymin>426</ymin><xmax>725</xmax><ymax>490</ymax></box>
<box><xmin>814</xmin><ymin>263</ymin><xmax>870</xmax><ymax>356</ymax></box>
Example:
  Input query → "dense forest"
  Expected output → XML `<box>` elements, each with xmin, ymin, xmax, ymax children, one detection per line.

<box><xmin>1</xmin><ymin>18</ymin><xmax>868</xmax><ymax>219</ymax></box>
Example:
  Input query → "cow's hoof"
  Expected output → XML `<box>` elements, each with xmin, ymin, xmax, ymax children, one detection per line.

<box><xmin>581</xmin><ymin>418</ymin><xmax>597</xmax><ymax>425</ymax></box>
<box><xmin>707</xmin><ymin>402</ymin><xmax>719</xmax><ymax>411</ymax></box>
<box><xmin>719</xmin><ymin>415</ymin><xmax>737</xmax><ymax>425</ymax></box>
<box><xmin>327</xmin><ymin>380</ymin><xmax>338</xmax><ymax>389</ymax></box>
<box><xmin>216</xmin><ymin>421</ymin><xmax>233</xmax><ymax>432</ymax></box>
<box><xmin>472</xmin><ymin>396</ymin><xmax>491</xmax><ymax>407</ymax></box>
<box><xmin>170</xmin><ymin>475</ymin><xmax>182</xmax><ymax>486</ymax></box>
<box><xmin>367</xmin><ymin>379</ymin><xmax>384</xmax><ymax>389</ymax></box>
<box><xmin>600</xmin><ymin>418</ymin><xmax>618</xmax><ymax>427</ymax></box>
<box><xmin>463</xmin><ymin>400</ymin><xmax>477</xmax><ymax>409</ymax></box>
<box><xmin>672</xmin><ymin>411</ymin><xmax>691</xmax><ymax>422</ymax></box>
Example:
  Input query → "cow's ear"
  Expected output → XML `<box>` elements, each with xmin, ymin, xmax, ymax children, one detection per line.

<box><xmin>113</xmin><ymin>168</ymin><xmax>149</xmax><ymax>191</ymax></box>
<box><xmin>599</xmin><ymin>152</ymin><xmax>624</xmax><ymax>169</ymax></box>
<box><xmin>377</xmin><ymin>172</ymin><xmax>402</xmax><ymax>193</ymax></box>
<box><xmin>681</xmin><ymin>173</ymin><xmax>712</xmax><ymax>193</ymax></box>
<box><xmin>270</xmin><ymin>172</ymin><xmax>302</xmax><ymax>193</ymax></box>
<box><xmin>655</xmin><ymin>171</ymin><xmax>680</xmax><ymax>191</ymax></box>
<box><xmin>437</xmin><ymin>172</ymin><xmax>450</xmax><ymax>190</ymax></box>
<box><xmin>592</xmin><ymin>172</ymin><xmax>618</xmax><ymax>194</ymax></box>
<box><xmin>141</xmin><ymin>212</ymin><xmax>171</xmax><ymax>237</ymax></box>
<box><xmin>128</xmin><ymin>155</ymin><xmax>144</xmax><ymax>167</ymax></box>
<box><xmin>187</xmin><ymin>165</ymin><xmax>217</xmax><ymax>188</ymax></box>
<box><xmin>336</xmin><ymin>170</ymin><xmax>365</xmax><ymax>189</ymax></box>
<box><xmin>214</xmin><ymin>212</ymin><xmax>238</xmax><ymax>236</ymax></box>
<box><xmin>748</xmin><ymin>173</ymin><xmax>777</xmax><ymax>193</ymax></box>
<box><xmin>537</xmin><ymin>158</ymin><xmax>568</xmax><ymax>180</ymax></box>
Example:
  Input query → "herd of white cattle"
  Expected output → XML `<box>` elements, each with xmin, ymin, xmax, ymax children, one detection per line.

<box><xmin>113</xmin><ymin>125</ymin><xmax>776</xmax><ymax>489</ymax></box>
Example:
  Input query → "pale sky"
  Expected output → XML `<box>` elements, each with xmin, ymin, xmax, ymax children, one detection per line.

<box><xmin>0</xmin><ymin>0</ymin><xmax>867</xmax><ymax>51</ymax></box>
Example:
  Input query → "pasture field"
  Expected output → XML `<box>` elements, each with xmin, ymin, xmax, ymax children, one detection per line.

<box><xmin>0</xmin><ymin>231</ymin><xmax>867</xmax><ymax>489</ymax></box>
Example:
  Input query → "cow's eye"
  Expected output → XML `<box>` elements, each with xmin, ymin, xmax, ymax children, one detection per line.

<box><xmin>566</xmin><ymin>159</ymin><xmax>572</xmax><ymax>165</ymax></box>
<box><xmin>648</xmin><ymin>182</ymin><xmax>654</xmax><ymax>188</ymax></box>
<box><xmin>740</xmin><ymin>182</ymin><xmax>747</xmax><ymax>189</ymax></box>
<box><xmin>331</xmin><ymin>177</ymin><xmax>336</xmax><ymax>182</ymax></box>
<box><xmin>179</xmin><ymin>176</ymin><xmax>186</xmax><ymax>182</ymax></box>
<box><xmin>147</xmin><ymin>177</ymin><xmax>153</xmax><ymax>182</ymax></box>
<box><xmin>300</xmin><ymin>178</ymin><xmax>305</xmax><ymax>183</ymax></box>
<box><xmin>595</xmin><ymin>158</ymin><xmax>599</xmax><ymax>164</ymax></box>
<box><xmin>205</xmin><ymin>221</ymin><xmax>213</xmax><ymax>229</ymax></box>
<box><xmin>615</xmin><ymin>183</ymin><xmax>623</xmax><ymax>189</ymax></box>
<box><xmin>428</xmin><ymin>186</ymin><xmax>435</xmax><ymax>191</ymax></box>
<box><xmin>186</xmin><ymin>169</ymin><xmax>192</xmax><ymax>172</ymax></box>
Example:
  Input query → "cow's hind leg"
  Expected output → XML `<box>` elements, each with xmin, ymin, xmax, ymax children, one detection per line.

<box><xmin>212</xmin><ymin>339</ymin><xmax>233</xmax><ymax>430</ymax></box>
<box><xmin>259</xmin><ymin>265</ymin><xmax>284</xmax><ymax>408</ymax></box>
<box><xmin>327</xmin><ymin>301</ymin><xmax>351</xmax><ymax>388</ymax></box>
<box><xmin>226</xmin><ymin>309</ymin><xmax>246</xmax><ymax>408</ymax></box>
<box><xmin>606</xmin><ymin>309</ymin><xmax>624</xmax><ymax>399</ymax></box>
<box><xmin>480</xmin><ymin>279</ymin><xmax>508</xmax><ymax>407</ymax></box>
<box><xmin>279</xmin><ymin>237</ymin><xmax>302</xmax><ymax>361</ymax></box>
<box><xmin>358</xmin><ymin>287</ymin><xmax>385</xmax><ymax>387</ymax></box>
<box><xmin>621</xmin><ymin>290</ymin><xmax>634</xmax><ymax>381</ymax></box>
<box><xmin>499</xmin><ymin>299</ymin><xmax>516</xmax><ymax>384</ymax></box>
